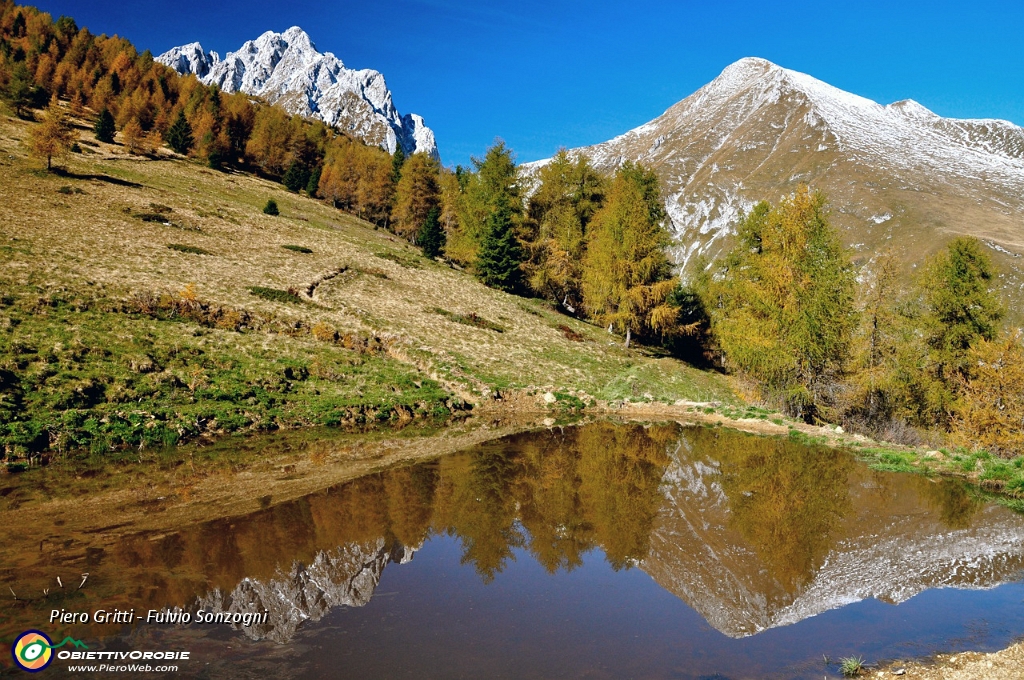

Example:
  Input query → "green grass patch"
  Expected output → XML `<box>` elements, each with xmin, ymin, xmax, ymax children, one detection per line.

<box><xmin>376</xmin><ymin>250</ymin><xmax>422</xmax><ymax>269</ymax></box>
<box><xmin>870</xmin><ymin>451</ymin><xmax>918</xmax><ymax>473</ymax></box>
<box><xmin>248</xmin><ymin>286</ymin><xmax>304</xmax><ymax>305</ymax></box>
<box><xmin>0</xmin><ymin>284</ymin><xmax>451</xmax><ymax>459</ymax></box>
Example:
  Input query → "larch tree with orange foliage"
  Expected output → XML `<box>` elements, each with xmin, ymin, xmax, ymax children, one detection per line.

<box><xmin>699</xmin><ymin>187</ymin><xmax>857</xmax><ymax>421</ymax></box>
<box><xmin>582</xmin><ymin>162</ymin><xmax>678</xmax><ymax>349</ymax></box>
<box><xmin>28</xmin><ymin>97</ymin><xmax>77</xmax><ymax>169</ymax></box>
<box><xmin>392</xmin><ymin>152</ymin><xmax>441</xmax><ymax>242</ymax></box>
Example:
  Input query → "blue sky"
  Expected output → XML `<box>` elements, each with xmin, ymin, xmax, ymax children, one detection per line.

<box><xmin>31</xmin><ymin>0</ymin><xmax>1024</xmax><ymax>167</ymax></box>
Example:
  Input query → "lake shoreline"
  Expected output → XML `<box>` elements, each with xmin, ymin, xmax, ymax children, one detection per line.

<box><xmin>878</xmin><ymin>641</ymin><xmax>1024</xmax><ymax>679</ymax></box>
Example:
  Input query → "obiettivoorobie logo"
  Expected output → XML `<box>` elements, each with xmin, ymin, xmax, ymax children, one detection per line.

<box><xmin>11</xmin><ymin>630</ymin><xmax>88</xmax><ymax>673</ymax></box>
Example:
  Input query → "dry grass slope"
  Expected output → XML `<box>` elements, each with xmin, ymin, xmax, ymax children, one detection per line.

<box><xmin>0</xmin><ymin>109</ymin><xmax>733</xmax><ymax>455</ymax></box>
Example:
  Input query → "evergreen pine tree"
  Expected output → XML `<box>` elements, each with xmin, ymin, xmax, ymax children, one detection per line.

<box><xmin>93</xmin><ymin>108</ymin><xmax>115</xmax><ymax>143</ymax></box>
<box><xmin>476</xmin><ymin>195</ymin><xmax>524</xmax><ymax>292</ymax></box>
<box><xmin>306</xmin><ymin>165</ymin><xmax>322</xmax><ymax>197</ymax></box>
<box><xmin>166</xmin><ymin>110</ymin><xmax>193</xmax><ymax>155</ymax></box>
<box><xmin>263</xmin><ymin>199</ymin><xmax>279</xmax><ymax>216</ymax></box>
<box><xmin>282</xmin><ymin>160</ymin><xmax>310</xmax><ymax>192</ymax></box>
<box><xmin>418</xmin><ymin>206</ymin><xmax>445</xmax><ymax>259</ymax></box>
<box><xmin>391</xmin><ymin>146</ymin><xmax>406</xmax><ymax>184</ymax></box>
<box><xmin>4</xmin><ymin>63</ymin><xmax>35</xmax><ymax>118</ymax></box>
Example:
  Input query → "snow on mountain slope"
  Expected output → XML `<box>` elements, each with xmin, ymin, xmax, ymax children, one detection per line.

<box><xmin>196</xmin><ymin>539</ymin><xmax>416</xmax><ymax>643</ymax></box>
<box><xmin>642</xmin><ymin>444</ymin><xmax>1024</xmax><ymax>638</ymax></box>
<box><xmin>534</xmin><ymin>58</ymin><xmax>1024</xmax><ymax>303</ymax></box>
<box><xmin>157</xmin><ymin>27</ymin><xmax>438</xmax><ymax>159</ymax></box>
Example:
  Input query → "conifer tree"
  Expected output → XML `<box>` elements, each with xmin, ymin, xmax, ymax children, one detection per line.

<box><xmin>700</xmin><ymin>187</ymin><xmax>857</xmax><ymax>420</ymax></box>
<box><xmin>582</xmin><ymin>162</ymin><xmax>676</xmax><ymax>348</ymax></box>
<box><xmin>121</xmin><ymin>117</ymin><xmax>145</xmax><ymax>154</ymax></box>
<box><xmin>393</xmin><ymin>152</ymin><xmax>441</xmax><ymax>242</ymax></box>
<box><xmin>93</xmin><ymin>107</ymin><xmax>115</xmax><ymax>143</ymax></box>
<box><xmin>526</xmin><ymin>149</ymin><xmax>606</xmax><ymax>313</ymax></box>
<box><xmin>4</xmin><ymin>62</ymin><xmax>35</xmax><ymax>118</ymax></box>
<box><xmin>306</xmin><ymin>165</ymin><xmax>322</xmax><ymax>197</ymax></box>
<box><xmin>29</xmin><ymin>98</ymin><xmax>77</xmax><ymax>170</ymax></box>
<box><xmin>166</xmin><ymin>110</ymin><xmax>193</xmax><ymax>155</ymax></box>
<box><xmin>282</xmin><ymin>160</ymin><xmax>310</xmax><ymax>192</ymax></box>
<box><xmin>476</xmin><ymin>194</ymin><xmax>524</xmax><ymax>292</ymax></box>
<box><xmin>451</xmin><ymin>141</ymin><xmax>521</xmax><ymax>266</ymax></box>
<box><xmin>418</xmin><ymin>206</ymin><xmax>445</xmax><ymax>259</ymax></box>
<box><xmin>391</xmin><ymin>146</ymin><xmax>406</xmax><ymax>184</ymax></box>
<box><xmin>914</xmin><ymin>237</ymin><xmax>1004</xmax><ymax>425</ymax></box>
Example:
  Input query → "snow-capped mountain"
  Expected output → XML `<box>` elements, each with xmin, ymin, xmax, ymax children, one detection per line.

<box><xmin>157</xmin><ymin>27</ymin><xmax>438</xmax><ymax>159</ymax></box>
<box><xmin>641</xmin><ymin>439</ymin><xmax>1024</xmax><ymax>638</ymax></box>
<box><xmin>533</xmin><ymin>57</ymin><xmax>1024</xmax><ymax>305</ymax></box>
<box><xmin>196</xmin><ymin>539</ymin><xmax>416</xmax><ymax>643</ymax></box>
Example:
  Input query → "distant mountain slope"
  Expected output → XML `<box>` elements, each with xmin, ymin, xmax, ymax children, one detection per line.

<box><xmin>536</xmin><ymin>58</ymin><xmax>1024</xmax><ymax>303</ymax></box>
<box><xmin>642</xmin><ymin>443</ymin><xmax>1024</xmax><ymax>638</ymax></box>
<box><xmin>158</xmin><ymin>27</ymin><xmax>438</xmax><ymax>159</ymax></box>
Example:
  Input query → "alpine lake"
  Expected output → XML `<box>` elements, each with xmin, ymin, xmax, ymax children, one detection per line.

<box><xmin>2</xmin><ymin>420</ymin><xmax>1023</xmax><ymax>679</ymax></box>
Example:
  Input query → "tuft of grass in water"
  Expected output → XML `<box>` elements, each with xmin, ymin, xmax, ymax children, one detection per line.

<box><xmin>167</xmin><ymin>243</ymin><xmax>211</xmax><ymax>255</ymax></box>
<box><xmin>248</xmin><ymin>286</ymin><xmax>304</xmax><ymax>305</ymax></box>
<box><xmin>282</xmin><ymin>244</ymin><xmax>313</xmax><ymax>254</ymax></box>
<box><xmin>839</xmin><ymin>655</ymin><xmax>865</xmax><ymax>677</ymax></box>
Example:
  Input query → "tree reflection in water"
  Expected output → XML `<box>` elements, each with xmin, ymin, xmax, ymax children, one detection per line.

<box><xmin>6</xmin><ymin>421</ymin><xmax>1018</xmax><ymax>647</ymax></box>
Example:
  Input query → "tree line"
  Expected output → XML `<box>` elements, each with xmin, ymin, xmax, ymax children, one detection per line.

<box><xmin>693</xmin><ymin>187</ymin><xmax>1023</xmax><ymax>457</ymax></box>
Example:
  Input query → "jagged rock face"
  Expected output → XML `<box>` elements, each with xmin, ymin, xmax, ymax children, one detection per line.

<box><xmin>196</xmin><ymin>539</ymin><xmax>416</xmax><ymax>643</ymax></box>
<box><xmin>642</xmin><ymin>441</ymin><xmax>1024</xmax><ymax>638</ymax></box>
<box><xmin>157</xmin><ymin>27</ymin><xmax>438</xmax><ymax>159</ymax></box>
<box><xmin>532</xmin><ymin>57</ymin><xmax>1024</xmax><ymax>305</ymax></box>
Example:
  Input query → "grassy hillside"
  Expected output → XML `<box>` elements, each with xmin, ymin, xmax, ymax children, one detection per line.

<box><xmin>0</xmin><ymin>108</ymin><xmax>733</xmax><ymax>458</ymax></box>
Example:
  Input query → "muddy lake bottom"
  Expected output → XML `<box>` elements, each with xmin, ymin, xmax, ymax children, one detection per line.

<box><xmin>3</xmin><ymin>422</ymin><xmax>1024</xmax><ymax>679</ymax></box>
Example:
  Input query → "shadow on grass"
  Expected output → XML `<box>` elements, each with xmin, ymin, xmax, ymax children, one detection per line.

<box><xmin>51</xmin><ymin>167</ymin><xmax>143</xmax><ymax>188</ymax></box>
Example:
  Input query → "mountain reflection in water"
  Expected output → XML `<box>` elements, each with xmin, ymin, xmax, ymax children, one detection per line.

<box><xmin>103</xmin><ymin>424</ymin><xmax>1024</xmax><ymax>640</ymax></box>
<box><xmin>4</xmin><ymin>422</ymin><xmax>1024</xmax><ymax>677</ymax></box>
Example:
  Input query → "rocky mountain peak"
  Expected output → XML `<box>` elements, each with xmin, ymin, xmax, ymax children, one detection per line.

<box><xmin>157</xmin><ymin>28</ymin><xmax>438</xmax><ymax>159</ymax></box>
<box><xmin>539</xmin><ymin>57</ymin><xmax>1024</xmax><ymax>304</ymax></box>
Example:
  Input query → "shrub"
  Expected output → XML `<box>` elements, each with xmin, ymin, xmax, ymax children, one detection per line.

<box><xmin>282</xmin><ymin>245</ymin><xmax>312</xmax><ymax>254</ymax></box>
<box><xmin>558</xmin><ymin>324</ymin><xmax>584</xmax><ymax>342</ymax></box>
<box><xmin>311</xmin><ymin>322</ymin><xmax>337</xmax><ymax>342</ymax></box>
<box><xmin>263</xmin><ymin>199</ymin><xmax>279</xmax><ymax>216</ymax></box>
<box><xmin>248</xmin><ymin>286</ymin><xmax>303</xmax><ymax>304</ymax></box>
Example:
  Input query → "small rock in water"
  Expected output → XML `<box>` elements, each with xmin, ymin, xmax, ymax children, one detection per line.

<box><xmin>543</xmin><ymin>392</ymin><xmax>557</xmax><ymax>404</ymax></box>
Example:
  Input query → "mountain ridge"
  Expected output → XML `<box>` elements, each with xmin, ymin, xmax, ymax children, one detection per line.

<box><xmin>157</xmin><ymin>27</ymin><xmax>438</xmax><ymax>160</ymax></box>
<box><xmin>532</xmin><ymin>57</ymin><xmax>1024</xmax><ymax>307</ymax></box>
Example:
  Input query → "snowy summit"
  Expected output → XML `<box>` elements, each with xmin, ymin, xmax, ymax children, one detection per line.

<box><xmin>157</xmin><ymin>27</ymin><xmax>438</xmax><ymax>159</ymax></box>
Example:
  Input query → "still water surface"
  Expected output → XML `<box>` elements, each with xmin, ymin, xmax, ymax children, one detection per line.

<box><xmin>3</xmin><ymin>422</ymin><xmax>1024</xmax><ymax>678</ymax></box>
